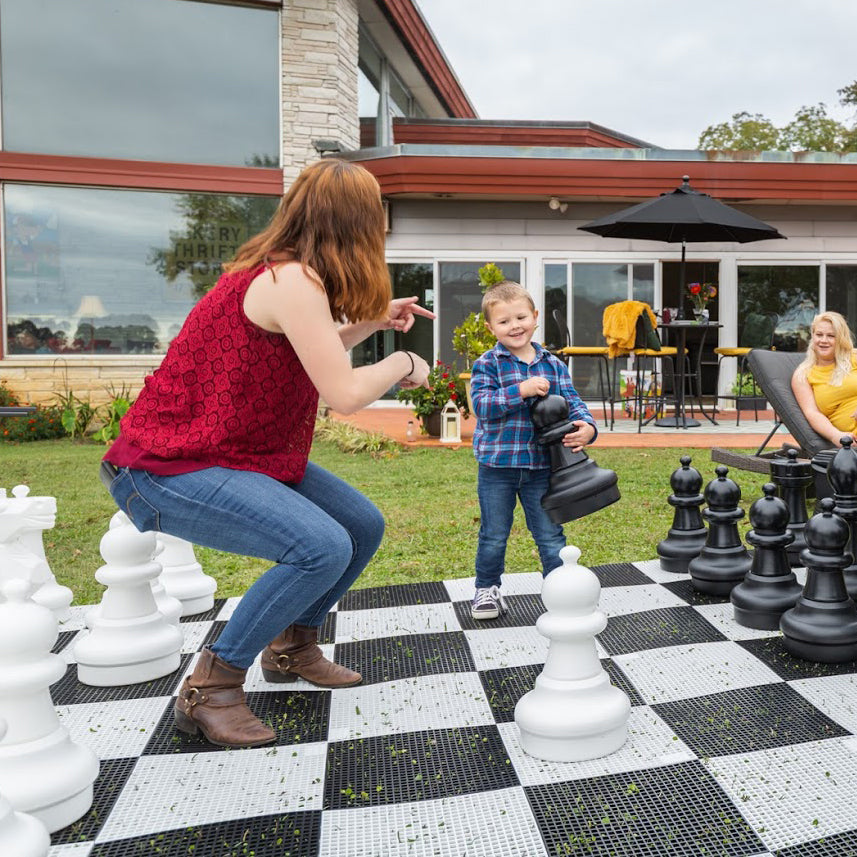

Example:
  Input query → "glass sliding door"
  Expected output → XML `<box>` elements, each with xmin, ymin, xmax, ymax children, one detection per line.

<box><xmin>737</xmin><ymin>265</ymin><xmax>819</xmax><ymax>353</ymax></box>
<box><xmin>826</xmin><ymin>265</ymin><xmax>857</xmax><ymax>334</ymax></box>
<box><xmin>543</xmin><ymin>263</ymin><xmax>568</xmax><ymax>350</ymax></box>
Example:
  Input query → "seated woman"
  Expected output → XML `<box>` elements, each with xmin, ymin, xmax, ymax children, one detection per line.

<box><xmin>792</xmin><ymin>311</ymin><xmax>857</xmax><ymax>445</ymax></box>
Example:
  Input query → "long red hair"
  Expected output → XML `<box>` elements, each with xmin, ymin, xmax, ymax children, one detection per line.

<box><xmin>225</xmin><ymin>159</ymin><xmax>390</xmax><ymax>322</ymax></box>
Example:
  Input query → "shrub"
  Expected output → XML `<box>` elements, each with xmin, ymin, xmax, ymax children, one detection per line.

<box><xmin>0</xmin><ymin>404</ymin><xmax>66</xmax><ymax>442</ymax></box>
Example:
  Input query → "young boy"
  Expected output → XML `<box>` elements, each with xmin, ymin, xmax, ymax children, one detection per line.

<box><xmin>469</xmin><ymin>281</ymin><xmax>597</xmax><ymax>620</ymax></box>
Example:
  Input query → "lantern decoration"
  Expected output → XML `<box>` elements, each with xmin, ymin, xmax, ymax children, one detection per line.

<box><xmin>439</xmin><ymin>399</ymin><xmax>461</xmax><ymax>444</ymax></box>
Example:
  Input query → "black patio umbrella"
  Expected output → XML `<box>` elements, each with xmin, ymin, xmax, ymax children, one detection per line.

<box><xmin>578</xmin><ymin>176</ymin><xmax>786</xmax><ymax>292</ymax></box>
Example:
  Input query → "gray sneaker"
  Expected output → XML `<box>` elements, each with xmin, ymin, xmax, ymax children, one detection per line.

<box><xmin>471</xmin><ymin>585</ymin><xmax>507</xmax><ymax>620</ymax></box>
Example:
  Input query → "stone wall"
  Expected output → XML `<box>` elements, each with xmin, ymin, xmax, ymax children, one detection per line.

<box><xmin>281</xmin><ymin>0</ymin><xmax>360</xmax><ymax>184</ymax></box>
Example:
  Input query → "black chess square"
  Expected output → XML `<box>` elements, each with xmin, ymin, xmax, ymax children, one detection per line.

<box><xmin>597</xmin><ymin>606</ymin><xmax>727</xmax><ymax>656</ymax></box>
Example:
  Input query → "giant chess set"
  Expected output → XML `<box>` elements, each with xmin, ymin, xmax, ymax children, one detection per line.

<box><xmin>3</xmin><ymin>439</ymin><xmax>857</xmax><ymax>855</ymax></box>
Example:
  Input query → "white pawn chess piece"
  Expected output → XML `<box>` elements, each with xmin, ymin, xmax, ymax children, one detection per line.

<box><xmin>0</xmin><ymin>719</ymin><xmax>50</xmax><ymax>857</ymax></box>
<box><xmin>85</xmin><ymin>511</ymin><xmax>182</xmax><ymax>629</ymax></box>
<box><xmin>0</xmin><ymin>579</ymin><xmax>99</xmax><ymax>833</ymax></box>
<box><xmin>515</xmin><ymin>545</ymin><xmax>630</xmax><ymax>762</ymax></box>
<box><xmin>8</xmin><ymin>485</ymin><xmax>73</xmax><ymax>621</ymax></box>
<box><xmin>156</xmin><ymin>533</ymin><xmax>217</xmax><ymax>617</ymax></box>
<box><xmin>73</xmin><ymin>518</ymin><xmax>183</xmax><ymax>686</ymax></box>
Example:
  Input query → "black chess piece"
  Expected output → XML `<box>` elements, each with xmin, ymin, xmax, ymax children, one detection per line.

<box><xmin>530</xmin><ymin>394</ymin><xmax>620</xmax><ymax>523</ymax></box>
<box><xmin>827</xmin><ymin>436</ymin><xmax>857</xmax><ymax>599</ymax></box>
<box><xmin>656</xmin><ymin>455</ymin><xmax>707</xmax><ymax>573</ymax></box>
<box><xmin>769</xmin><ymin>449</ymin><xmax>812</xmax><ymax>568</ymax></box>
<box><xmin>730</xmin><ymin>484</ymin><xmax>802</xmax><ymax>629</ymax></box>
<box><xmin>780</xmin><ymin>497</ymin><xmax>857</xmax><ymax>663</ymax></box>
<box><xmin>688</xmin><ymin>465</ymin><xmax>752</xmax><ymax>596</ymax></box>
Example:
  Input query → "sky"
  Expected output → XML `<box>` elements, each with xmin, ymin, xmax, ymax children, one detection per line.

<box><xmin>415</xmin><ymin>0</ymin><xmax>857</xmax><ymax>149</ymax></box>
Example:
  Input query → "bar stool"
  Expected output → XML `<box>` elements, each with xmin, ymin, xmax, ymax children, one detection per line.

<box><xmin>551</xmin><ymin>309</ymin><xmax>613</xmax><ymax>428</ymax></box>
<box><xmin>714</xmin><ymin>311</ymin><xmax>778</xmax><ymax>424</ymax></box>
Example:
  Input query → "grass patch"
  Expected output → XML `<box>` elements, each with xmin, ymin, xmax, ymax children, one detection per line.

<box><xmin>0</xmin><ymin>439</ymin><xmax>769</xmax><ymax>606</ymax></box>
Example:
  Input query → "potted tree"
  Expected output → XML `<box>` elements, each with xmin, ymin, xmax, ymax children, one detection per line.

<box><xmin>451</xmin><ymin>262</ymin><xmax>504</xmax><ymax>411</ymax></box>
<box><xmin>732</xmin><ymin>370</ymin><xmax>766</xmax><ymax>412</ymax></box>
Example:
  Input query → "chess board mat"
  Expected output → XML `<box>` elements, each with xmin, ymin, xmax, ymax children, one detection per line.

<box><xmin>46</xmin><ymin>559</ymin><xmax>857</xmax><ymax>857</ymax></box>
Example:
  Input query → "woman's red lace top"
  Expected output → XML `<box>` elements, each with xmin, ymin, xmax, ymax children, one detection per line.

<box><xmin>110</xmin><ymin>264</ymin><xmax>319</xmax><ymax>483</ymax></box>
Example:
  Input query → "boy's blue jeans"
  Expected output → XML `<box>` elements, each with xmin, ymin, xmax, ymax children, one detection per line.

<box><xmin>108</xmin><ymin>463</ymin><xmax>384</xmax><ymax>669</ymax></box>
<box><xmin>475</xmin><ymin>464</ymin><xmax>565</xmax><ymax>589</ymax></box>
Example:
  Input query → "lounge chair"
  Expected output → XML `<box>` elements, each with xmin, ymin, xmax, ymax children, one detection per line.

<box><xmin>711</xmin><ymin>349</ymin><xmax>837</xmax><ymax>496</ymax></box>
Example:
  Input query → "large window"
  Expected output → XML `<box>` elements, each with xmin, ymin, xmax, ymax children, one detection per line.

<box><xmin>0</xmin><ymin>0</ymin><xmax>279</xmax><ymax>166</ymax></box>
<box><xmin>4</xmin><ymin>185</ymin><xmax>279</xmax><ymax>356</ymax></box>
<box><xmin>826</xmin><ymin>265</ymin><xmax>857</xmax><ymax>334</ymax></box>
<box><xmin>738</xmin><ymin>265</ymin><xmax>819</xmax><ymax>352</ymax></box>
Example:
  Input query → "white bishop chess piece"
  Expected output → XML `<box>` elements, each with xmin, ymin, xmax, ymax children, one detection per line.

<box><xmin>0</xmin><ymin>579</ymin><xmax>99</xmax><ymax>833</ymax></box>
<box><xmin>0</xmin><ymin>485</ymin><xmax>72</xmax><ymax>621</ymax></box>
<box><xmin>515</xmin><ymin>545</ymin><xmax>631</xmax><ymax>762</ymax></box>
<box><xmin>73</xmin><ymin>516</ymin><xmax>183</xmax><ymax>686</ymax></box>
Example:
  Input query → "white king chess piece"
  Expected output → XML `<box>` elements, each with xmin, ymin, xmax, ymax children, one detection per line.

<box><xmin>515</xmin><ymin>545</ymin><xmax>630</xmax><ymax>762</ymax></box>
<box><xmin>0</xmin><ymin>579</ymin><xmax>99</xmax><ymax>833</ymax></box>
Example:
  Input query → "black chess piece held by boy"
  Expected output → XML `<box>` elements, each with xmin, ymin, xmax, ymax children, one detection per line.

<box><xmin>530</xmin><ymin>394</ymin><xmax>620</xmax><ymax>523</ymax></box>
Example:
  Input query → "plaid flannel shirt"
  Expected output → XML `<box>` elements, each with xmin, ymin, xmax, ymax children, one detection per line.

<box><xmin>470</xmin><ymin>341</ymin><xmax>597</xmax><ymax>469</ymax></box>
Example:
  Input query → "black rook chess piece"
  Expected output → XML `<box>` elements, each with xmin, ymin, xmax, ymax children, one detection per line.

<box><xmin>769</xmin><ymin>448</ymin><xmax>812</xmax><ymax>568</ymax></box>
<box><xmin>656</xmin><ymin>456</ymin><xmax>707</xmax><ymax>573</ymax></box>
<box><xmin>730</xmin><ymin>483</ymin><xmax>802</xmax><ymax>629</ymax></box>
<box><xmin>688</xmin><ymin>465</ymin><xmax>752</xmax><ymax>596</ymax></box>
<box><xmin>530</xmin><ymin>394</ymin><xmax>620</xmax><ymax>523</ymax></box>
<box><xmin>827</xmin><ymin>436</ymin><xmax>857</xmax><ymax>599</ymax></box>
<box><xmin>780</xmin><ymin>497</ymin><xmax>857</xmax><ymax>663</ymax></box>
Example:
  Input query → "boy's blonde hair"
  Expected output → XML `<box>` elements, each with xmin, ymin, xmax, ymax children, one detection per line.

<box><xmin>481</xmin><ymin>281</ymin><xmax>535</xmax><ymax>321</ymax></box>
<box><xmin>795</xmin><ymin>311</ymin><xmax>855</xmax><ymax>385</ymax></box>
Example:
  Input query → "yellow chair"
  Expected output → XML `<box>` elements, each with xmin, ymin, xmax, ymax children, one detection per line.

<box><xmin>551</xmin><ymin>309</ymin><xmax>613</xmax><ymax>428</ymax></box>
<box><xmin>714</xmin><ymin>312</ymin><xmax>778</xmax><ymax>424</ymax></box>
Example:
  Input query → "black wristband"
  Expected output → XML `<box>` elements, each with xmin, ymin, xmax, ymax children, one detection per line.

<box><xmin>403</xmin><ymin>351</ymin><xmax>415</xmax><ymax>378</ymax></box>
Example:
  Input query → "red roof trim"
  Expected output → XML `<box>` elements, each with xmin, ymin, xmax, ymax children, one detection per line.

<box><xmin>376</xmin><ymin>0</ymin><xmax>476</xmax><ymax>118</ymax></box>
<box><xmin>358</xmin><ymin>154</ymin><xmax>857</xmax><ymax>201</ymax></box>
<box><xmin>0</xmin><ymin>152</ymin><xmax>283</xmax><ymax>195</ymax></box>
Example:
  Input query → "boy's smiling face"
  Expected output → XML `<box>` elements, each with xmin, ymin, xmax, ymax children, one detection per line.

<box><xmin>484</xmin><ymin>297</ymin><xmax>539</xmax><ymax>357</ymax></box>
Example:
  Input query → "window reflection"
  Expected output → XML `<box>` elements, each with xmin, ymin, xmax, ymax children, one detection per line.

<box><xmin>4</xmin><ymin>185</ymin><xmax>279</xmax><ymax>356</ymax></box>
<box><xmin>737</xmin><ymin>265</ymin><xmax>819</xmax><ymax>352</ymax></box>
<box><xmin>826</xmin><ymin>266</ymin><xmax>857</xmax><ymax>336</ymax></box>
<box><xmin>0</xmin><ymin>0</ymin><xmax>279</xmax><ymax>166</ymax></box>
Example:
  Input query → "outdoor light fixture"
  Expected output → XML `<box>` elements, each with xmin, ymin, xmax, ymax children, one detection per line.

<box><xmin>439</xmin><ymin>399</ymin><xmax>461</xmax><ymax>444</ymax></box>
<box><xmin>548</xmin><ymin>197</ymin><xmax>568</xmax><ymax>213</ymax></box>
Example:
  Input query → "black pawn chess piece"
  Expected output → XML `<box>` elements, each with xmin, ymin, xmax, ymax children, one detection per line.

<box><xmin>769</xmin><ymin>448</ymin><xmax>812</xmax><ymax>568</ymax></box>
<box><xmin>656</xmin><ymin>456</ymin><xmax>707</xmax><ymax>573</ymax></box>
<box><xmin>730</xmin><ymin>484</ymin><xmax>802</xmax><ymax>630</ymax></box>
<box><xmin>780</xmin><ymin>497</ymin><xmax>857</xmax><ymax>663</ymax></box>
<box><xmin>688</xmin><ymin>465</ymin><xmax>752</xmax><ymax>596</ymax></box>
<box><xmin>827</xmin><ymin>435</ymin><xmax>857</xmax><ymax>599</ymax></box>
<box><xmin>530</xmin><ymin>394</ymin><xmax>620</xmax><ymax>524</ymax></box>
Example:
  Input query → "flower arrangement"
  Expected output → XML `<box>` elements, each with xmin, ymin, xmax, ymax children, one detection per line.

<box><xmin>687</xmin><ymin>282</ymin><xmax>717</xmax><ymax>312</ymax></box>
<box><xmin>395</xmin><ymin>360</ymin><xmax>470</xmax><ymax>423</ymax></box>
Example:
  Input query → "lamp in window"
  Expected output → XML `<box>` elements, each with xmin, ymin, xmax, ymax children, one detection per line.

<box><xmin>74</xmin><ymin>295</ymin><xmax>107</xmax><ymax>351</ymax></box>
<box><xmin>439</xmin><ymin>399</ymin><xmax>461</xmax><ymax>444</ymax></box>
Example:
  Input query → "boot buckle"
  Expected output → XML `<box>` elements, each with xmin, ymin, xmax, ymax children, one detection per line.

<box><xmin>275</xmin><ymin>653</ymin><xmax>292</xmax><ymax>670</ymax></box>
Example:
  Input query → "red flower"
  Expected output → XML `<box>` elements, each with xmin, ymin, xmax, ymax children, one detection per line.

<box><xmin>442</xmin><ymin>373</ymin><xmax>449</xmax><ymax>379</ymax></box>
<box><xmin>689</xmin><ymin>283</ymin><xmax>701</xmax><ymax>295</ymax></box>
<box><xmin>451</xmin><ymin>393</ymin><xmax>457</xmax><ymax>401</ymax></box>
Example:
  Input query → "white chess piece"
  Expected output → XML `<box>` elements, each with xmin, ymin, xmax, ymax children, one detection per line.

<box><xmin>0</xmin><ymin>720</ymin><xmax>50</xmax><ymax>857</ymax></box>
<box><xmin>8</xmin><ymin>485</ymin><xmax>72</xmax><ymax>620</ymax></box>
<box><xmin>0</xmin><ymin>579</ymin><xmax>99</xmax><ymax>833</ymax></box>
<box><xmin>73</xmin><ymin>518</ymin><xmax>183</xmax><ymax>686</ymax></box>
<box><xmin>156</xmin><ymin>532</ymin><xmax>217</xmax><ymax>616</ymax></box>
<box><xmin>515</xmin><ymin>545</ymin><xmax>630</xmax><ymax>762</ymax></box>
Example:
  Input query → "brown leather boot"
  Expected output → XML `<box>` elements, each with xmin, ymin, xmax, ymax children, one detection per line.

<box><xmin>261</xmin><ymin>624</ymin><xmax>362</xmax><ymax>687</ymax></box>
<box><xmin>174</xmin><ymin>648</ymin><xmax>276</xmax><ymax>748</ymax></box>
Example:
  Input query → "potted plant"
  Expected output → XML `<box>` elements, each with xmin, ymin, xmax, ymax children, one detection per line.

<box><xmin>452</xmin><ymin>263</ymin><xmax>505</xmax><ymax>411</ymax></box>
<box><xmin>396</xmin><ymin>360</ymin><xmax>470</xmax><ymax>436</ymax></box>
<box><xmin>732</xmin><ymin>370</ymin><xmax>766</xmax><ymax>410</ymax></box>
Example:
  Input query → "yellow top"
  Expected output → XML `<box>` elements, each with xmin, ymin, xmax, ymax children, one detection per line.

<box><xmin>807</xmin><ymin>357</ymin><xmax>857</xmax><ymax>432</ymax></box>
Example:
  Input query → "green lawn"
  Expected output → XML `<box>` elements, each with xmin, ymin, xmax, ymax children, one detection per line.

<box><xmin>1</xmin><ymin>439</ymin><xmax>767</xmax><ymax>606</ymax></box>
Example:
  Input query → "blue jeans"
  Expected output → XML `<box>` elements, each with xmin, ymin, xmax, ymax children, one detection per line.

<box><xmin>475</xmin><ymin>464</ymin><xmax>565</xmax><ymax>589</ymax></box>
<box><xmin>108</xmin><ymin>463</ymin><xmax>384</xmax><ymax>669</ymax></box>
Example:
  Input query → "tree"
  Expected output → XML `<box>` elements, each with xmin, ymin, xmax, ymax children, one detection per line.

<box><xmin>697</xmin><ymin>83</ymin><xmax>857</xmax><ymax>153</ymax></box>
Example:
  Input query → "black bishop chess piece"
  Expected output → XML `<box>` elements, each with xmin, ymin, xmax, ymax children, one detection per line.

<box><xmin>730</xmin><ymin>483</ymin><xmax>802</xmax><ymax>630</ymax></box>
<box><xmin>769</xmin><ymin>448</ymin><xmax>812</xmax><ymax>568</ymax></box>
<box><xmin>530</xmin><ymin>394</ymin><xmax>620</xmax><ymax>523</ymax></box>
<box><xmin>780</xmin><ymin>497</ymin><xmax>857</xmax><ymax>663</ymax></box>
<box><xmin>656</xmin><ymin>456</ymin><xmax>707</xmax><ymax>573</ymax></box>
<box><xmin>827</xmin><ymin>435</ymin><xmax>857</xmax><ymax>599</ymax></box>
<box><xmin>688</xmin><ymin>465</ymin><xmax>752</xmax><ymax>596</ymax></box>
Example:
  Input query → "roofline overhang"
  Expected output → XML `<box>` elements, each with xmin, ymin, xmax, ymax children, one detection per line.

<box><xmin>343</xmin><ymin>145</ymin><xmax>857</xmax><ymax>203</ymax></box>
